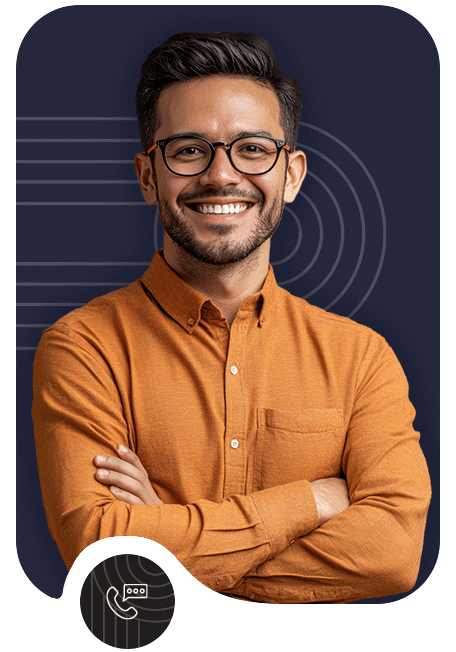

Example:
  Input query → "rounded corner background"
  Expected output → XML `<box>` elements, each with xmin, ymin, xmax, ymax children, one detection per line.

<box><xmin>16</xmin><ymin>5</ymin><xmax>439</xmax><ymax>608</ymax></box>
<box><xmin>16</xmin><ymin>4</ymin><xmax>76</xmax><ymax>68</ymax></box>
<box><xmin>379</xmin><ymin>3</ymin><xmax>440</xmax><ymax>64</ymax></box>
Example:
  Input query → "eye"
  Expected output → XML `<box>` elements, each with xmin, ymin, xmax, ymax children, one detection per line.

<box><xmin>174</xmin><ymin>147</ymin><xmax>202</xmax><ymax>156</ymax></box>
<box><xmin>242</xmin><ymin>145</ymin><xmax>264</xmax><ymax>153</ymax></box>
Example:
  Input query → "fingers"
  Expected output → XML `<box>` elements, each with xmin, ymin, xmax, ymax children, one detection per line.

<box><xmin>94</xmin><ymin>448</ymin><xmax>148</xmax><ymax>484</ymax></box>
<box><xmin>94</xmin><ymin>451</ymin><xmax>147</xmax><ymax>505</ymax></box>
<box><xmin>116</xmin><ymin>445</ymin><xmax>148</xmax><ymax>475</ymax></box>
<box><xmin>93</xmin><ymin>445</ymin><xmax>163</xmax><ymax>506</ymax></box>
<box><xmin>95</xmin><ymin>466</ymin><xmax>148</xmax><ymax>503</ymax></box>
<box><xmin>109</xmin><ymin>485</ymin><xmax>144</xmax><ymax>506</ymax></box>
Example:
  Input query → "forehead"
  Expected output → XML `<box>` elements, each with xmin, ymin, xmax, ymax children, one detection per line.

<box><xmin>155</xmin><ymin>76</ymin><xmax>283</xmax><ymax>140</ymax></box>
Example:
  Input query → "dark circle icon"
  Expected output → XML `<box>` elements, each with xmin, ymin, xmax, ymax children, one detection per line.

<box><xmin>80</xmin><ymin>554</ymin><xmax>175</xmax><ymax>648</ymax></box>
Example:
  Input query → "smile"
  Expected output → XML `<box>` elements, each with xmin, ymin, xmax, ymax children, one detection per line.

<box><xmin>188</xmin><ymin>202</ymin><xmax>251</xmax><ymax>215</ymax></box>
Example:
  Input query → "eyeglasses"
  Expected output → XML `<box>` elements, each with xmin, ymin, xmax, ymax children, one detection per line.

<box><xmin>147</xmin><ymin>135</ymin><xmax>290</xmax><ymax>177</ymax></box>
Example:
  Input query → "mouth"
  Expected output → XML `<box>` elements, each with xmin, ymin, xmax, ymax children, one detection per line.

<box><xmin>186</xmin><ymin>201</ymin><xmax>253</xmax><ymax>215</ymax></box>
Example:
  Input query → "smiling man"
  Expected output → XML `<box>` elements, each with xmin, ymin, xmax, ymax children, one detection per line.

<box><xmin>32</xmin><ymin>32</ymin><xmax>431</xmax><ymax>604</ymax></box>
<box><xmin>136</xmin><ymin>74</ymin><xmax>305</xmax><ymax>324</ymax></box>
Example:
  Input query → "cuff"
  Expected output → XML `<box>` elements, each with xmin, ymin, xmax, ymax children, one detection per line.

<box><xmin>251</xmin><ymin>480</ymin><xmax>319</xmax><ymax>559</ymax></box>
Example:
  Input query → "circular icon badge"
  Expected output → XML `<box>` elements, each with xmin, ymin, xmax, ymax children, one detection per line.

<box><xmin>80</xmin><ymin>554</ymin><xmax>175</xmax><ymax>648</ymax></box>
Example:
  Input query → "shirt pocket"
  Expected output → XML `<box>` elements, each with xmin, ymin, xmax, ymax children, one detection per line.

<box><xmin>253</xmin><ymin>407</ymin><xmax>346</xmax><ymax>491</ymax></box>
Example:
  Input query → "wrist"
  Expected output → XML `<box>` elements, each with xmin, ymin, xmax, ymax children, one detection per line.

<box><xmin>310</xmin><ymin>487</ymin><xmax>324</xmax><ymax>526</ymax></box>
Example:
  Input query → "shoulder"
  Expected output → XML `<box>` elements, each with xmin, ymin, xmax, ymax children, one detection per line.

<box><xmin>37</xmin><ymin>280</ymin><xmax>147</xmax><ymax>362</ymax></box>
<box><xmin>282</xmin><ymin>289</ymin><xmax>383</xmax><ymax>337</ymax></box>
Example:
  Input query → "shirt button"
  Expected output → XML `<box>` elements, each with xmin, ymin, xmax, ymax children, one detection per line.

<box><xmin>231</xmin><ymin>439</ymin><xmax>239</xmax><ymax>449</ymax></box>
<box><xmin>230</xmin><ymin>365</ymin><xmax>238</xmax><ymax>375</ymax></box>
<box><xmin>187</xmin><ymin>316</ymin><xmax>195</xmax><ymax>325</ymax></box>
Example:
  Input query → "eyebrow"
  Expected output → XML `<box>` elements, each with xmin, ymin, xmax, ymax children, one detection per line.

<box><xmin>163</xmin><ymin>129</ymin><xmax>275</xmax><ymax>141</ymax></box>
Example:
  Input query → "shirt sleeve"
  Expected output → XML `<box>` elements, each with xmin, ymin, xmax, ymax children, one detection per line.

<box><xmin>32</xmin><ymin>327</ymin><xmax>319</xmax><ymax>592</ymax></box>
<box><xmin>231</xmin><ymin>343</ymin><xmax>432</xmax><ymax>603</ymax></box>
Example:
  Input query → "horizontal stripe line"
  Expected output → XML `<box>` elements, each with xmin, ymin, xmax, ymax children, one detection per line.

<box><xmin>17</xmin><ymin>202</ymin><xmax>147</xmax><ymax>205</ymax></box>
<box><xmin>17</xmin><ymin>160</ymin><xmax>133</xmax><ymax>164</ymax></box>
<box><xmin>17</xmin><ymin>180</ymin><xmax>137</xmax><ymax>184</ymax></box>
<box><xmin>17</xmin><ymin>262</ymin><xmax>149</xmax><ymax>266</ymax></box>
<box><xmin>16</xmin><ymin>117</ymin><xmax>137</xmax><ymax>121</ymax></box>
<box><xmin>17</xmin><ymin>282</ymin><xmax>129</xmax><ymax>286</ymax></box>
<box><xmin>17</xmin><ymin>303</ymin><xmax>86</xmax><ymax>306</ymax></box>
<box><xmin>17</xmin><ymin>324</ymin><xmax>53</xmax><ymax>327</ymax></box>
<box><xmin>17</xmin><ymin>347</ymin><xmax>37</xmax><ymax>350</ymax></box>
<box><xmin>17</xmin><ymin>138</ymin><xmax>140</xmax><ymax>142</ymax></box>
<box><xmin>16</xmin><ymin>110</ymin><xmax>146</xmax><ymax>352</ymax></box>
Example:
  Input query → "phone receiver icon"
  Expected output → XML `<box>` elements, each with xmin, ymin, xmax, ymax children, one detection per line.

<box><xmin>106</xmin><ymin>586</ymin><xmax>138</xmax><ymax>620</ymax></box>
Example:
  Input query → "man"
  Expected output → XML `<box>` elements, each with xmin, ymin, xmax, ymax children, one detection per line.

<box><xmin>32</xmin><ymin>32</ymin><xmax>431</xmax><ymax>604</ymax></box>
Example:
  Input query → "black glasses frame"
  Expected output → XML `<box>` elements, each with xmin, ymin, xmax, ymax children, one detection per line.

<box><xmin>147</xmin><ymin>135</ymin><xmax>290</xmax><ymax>177</ymax></box>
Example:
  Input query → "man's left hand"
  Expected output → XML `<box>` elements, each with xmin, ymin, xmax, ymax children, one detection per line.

<box><xmin>94</xmin><ymin>445</ymin><xmax>163</xmax><ymax>506</ymax></box>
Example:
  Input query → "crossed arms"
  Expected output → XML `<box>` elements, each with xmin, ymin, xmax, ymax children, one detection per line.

<box><xmin>32</xmin><ymin>328</ymin><xmax>432</xmax><ymax>603</ymax></box>
<box><xmin>94</xmin><ymin>446</ymin><xmax>350</xmax><ymax>531</ymax></box>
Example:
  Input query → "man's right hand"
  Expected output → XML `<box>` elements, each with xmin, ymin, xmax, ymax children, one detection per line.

<box><xmin>310</xmin><ymin>477</ymin><xmax>350</xmax><ymax>526</ymax></box>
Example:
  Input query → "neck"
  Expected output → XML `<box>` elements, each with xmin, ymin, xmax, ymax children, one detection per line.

<box><xmin>163</xmin><ymin>235</ymin><xmax>270</xmax><ymax>325</ymax></box>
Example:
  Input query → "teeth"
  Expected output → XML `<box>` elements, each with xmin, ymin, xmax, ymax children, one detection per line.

<box><xmin>195</xmin><ymin>203</ymin><xmax>248</xmax><ymax>214</ymax></box>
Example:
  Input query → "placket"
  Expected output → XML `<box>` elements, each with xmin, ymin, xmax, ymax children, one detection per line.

<box><xmin>223</xmin><ymin>316</ymin><xmax>249</xmax><ymax>497</ymax></box>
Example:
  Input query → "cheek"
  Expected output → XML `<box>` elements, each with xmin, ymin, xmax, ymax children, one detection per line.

<box><xmin>258</xmin><ymin>165</ymin><xmax>287</xmax><ymax>199</ymax></box>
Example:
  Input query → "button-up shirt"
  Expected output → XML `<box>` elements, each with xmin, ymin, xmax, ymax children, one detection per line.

<box><xmin>32</xmin><ymin>250</ymin><xmax>431</xmax><ymax>603</ymax></box>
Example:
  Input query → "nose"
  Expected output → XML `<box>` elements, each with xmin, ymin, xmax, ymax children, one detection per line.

<box><xmin>198</xmin><ymin>146</ymin><xmax>243</xmax><ymax>187</ymax></box>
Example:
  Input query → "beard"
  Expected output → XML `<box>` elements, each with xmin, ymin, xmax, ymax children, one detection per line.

<box><xmin>156</xmin><ymin>187</ymin><xmax>285</xmax><ymax>266</ymax></box>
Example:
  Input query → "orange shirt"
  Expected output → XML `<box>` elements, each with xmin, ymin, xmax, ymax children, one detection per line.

<box><xmin>32</xmin><ymin>250</ymin><xmax>431</xmax><ymax>603</ymax></box>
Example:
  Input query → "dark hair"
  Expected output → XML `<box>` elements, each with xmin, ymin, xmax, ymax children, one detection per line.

<box><xmin>136</xmin><ymin>32</ymin><xmax>302</xmax><ymax>153</ymax></box>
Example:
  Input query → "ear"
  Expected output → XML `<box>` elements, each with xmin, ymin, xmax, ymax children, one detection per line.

<box><xmin>134</xmin><ymin>153</ymin><xmax>158</xmax><ymax>205</ymax></box>
<box><xmin>283</xmin><ymin>149</ymin><xmax>307</xmax><ymax>203</ymax></box>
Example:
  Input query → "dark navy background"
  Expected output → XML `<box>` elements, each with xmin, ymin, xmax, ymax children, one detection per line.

<box><xmin>16</xmin><ymin>5</ymin><xmax>439</xmax><ymax>603</ymax></box>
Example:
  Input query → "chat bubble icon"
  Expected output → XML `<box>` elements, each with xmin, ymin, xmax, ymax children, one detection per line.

<box><xmin>123</xmin><ymin>584</ymin><xmax>148</xmax><ymax>601</ymax></box>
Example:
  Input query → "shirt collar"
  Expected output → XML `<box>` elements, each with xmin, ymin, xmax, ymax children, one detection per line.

<box><xmin>141</xmin><ymin>249</ymin><xmax>280</xmax><ymax>333</ymax></box>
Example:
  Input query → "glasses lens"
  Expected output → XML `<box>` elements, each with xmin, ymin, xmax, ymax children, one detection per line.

<box><xmin>163</xmin><ymin>136</ymin><xmax>281</xmax><ymax>176</ymax></box>
<box><xmin>164</xmin><ymin>138</ymin><xmax>212</xmax><ymax>175</ymax></box>
<box><xmin>231</xmin><ymin>137</ymin><xmax>278</xmax><ymax>174</ymax></box>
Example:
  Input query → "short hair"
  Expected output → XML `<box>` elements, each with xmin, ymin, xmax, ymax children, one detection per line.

<box><xmin>136</xmin><ymin>32</ymin><xmax>302</xmax><ymax>153</ymax></box>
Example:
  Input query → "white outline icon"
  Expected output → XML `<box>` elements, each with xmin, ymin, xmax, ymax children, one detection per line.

<box><xmin>106</xmin><ymin>584</ymin><xmax>148</xmax><ymax>620</ymax></box>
